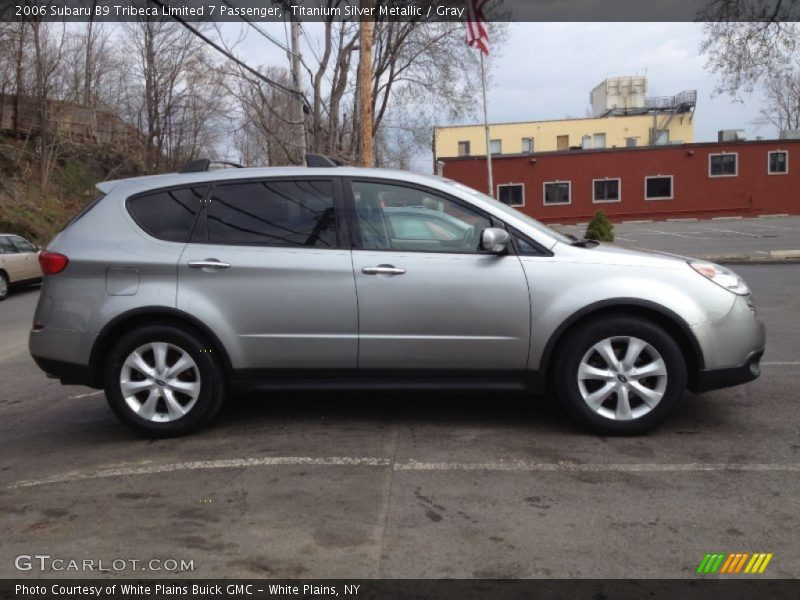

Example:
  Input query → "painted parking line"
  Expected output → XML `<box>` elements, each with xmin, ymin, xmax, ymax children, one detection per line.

<box><xmin>748</xmin><ymin>223</ymin><xmax>795</xmax><ymax>231</ymax></box>
<box><xmin>641</xmin><ymin>229</ymin><xmax>703</xmax><ymax>239</ymax></box>
<box><xmin>8</xmin><ymin>457</ymin><xmax>800</xmax><ymax>490</ymax></box>
<box><xmin>67</xmin><ymin>390</ymin><xmax>104</xmax><ymax>400</ymax></box>
<box><xmin>698</xmin><ymin>226</ymin><xmax>762</xmax><ymax>238</ymax></box>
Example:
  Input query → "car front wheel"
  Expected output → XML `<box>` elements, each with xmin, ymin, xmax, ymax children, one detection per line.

<box><xmin>104</xmin><ymin>324</ymin><xmax>226</xmax><ymax>437</ymax></box>
<box><xmin>0</xmin><ymin>272</ymin><xmax>8</xmax><ymax>300</ymax></box>
<box><xmin>554</xmin><ymin>316</ymin><xmax>687</xmax><ymax>435</ymax></box>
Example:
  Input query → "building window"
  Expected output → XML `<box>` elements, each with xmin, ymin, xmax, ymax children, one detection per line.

<box><xmin>645</xmin><ymin>176</ymin><xmax>673</xmax><ymax>200</ymax></box>
<box><xmin>497</xmin><ymin>183</ymin><xmax>524</xmax><ymax>207</ymax></box>
<box><xmin>521</xmin><ymin>137</ymin><xmax>534</xmax><ymax>154</ymax></box>
<box><xmin>709</xmin><ymin>153</ymin><xmax>738</xmax><ymax>177</ymax></box>
<box><xmin>654</xmin><ymin>130</ymin><xmax>669</xmax><ymax>145</ymax></box>
<box><xmin>768</xmin><ymin>150</ymin><xmax>788</xmax><ymax>174</ymax></box>
<box><xmin>593</xmin><ymin>133</ymin><xmax>606</xmax><ymax>149</ymax></box>
<box><xmin>556</xmin><ymin>135</ymin><xmax>569</xmax><ymax>151</ymax></box>
<box><xmin>543</xmin><ymin>181</ymin><xmax>571</xmax><ymax>206</ymax></box>
<box><xmin>489</xmin><ymin>139</ymin><xmax>502</xmax><ymax>155</ymax></box>
<box><xmin>593</xmin><ymin>178</ymin><xmax>621</xmax><ymax>203</ymax></box>
<box><xmin>457</xmin><ymin>141</ymin><xmax>471</xmax><ymax>156</ymax></box>
<box><xmin>626</xmin><ymin>137</ymin><xmax>638</xmax><ymax>148</ymax></box>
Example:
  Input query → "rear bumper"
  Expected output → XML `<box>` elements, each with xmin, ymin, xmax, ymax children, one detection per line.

<box><xmin>31</xmin><ymin>355</ymin><xmax>101</xmax><ymax>388</ymax></box>
<box><xmin>691</xmin><ymin>349</ymin><xmax>763</xmax><ymax>393</ymax></box>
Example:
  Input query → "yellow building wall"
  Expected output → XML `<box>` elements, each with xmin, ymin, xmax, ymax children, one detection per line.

<box><xmin>434</xmin><ymin>114</ymin><xmax>694</xmax><ymax>159</ymax></box>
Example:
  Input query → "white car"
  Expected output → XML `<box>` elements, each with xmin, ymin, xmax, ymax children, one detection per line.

<box><xmin>0</xmin><ymin>234</ymin><xmax>42</xmax><ymax>300</ymax></box>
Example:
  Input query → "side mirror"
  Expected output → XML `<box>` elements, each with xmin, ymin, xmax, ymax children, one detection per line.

<box><xmin>480</xmin><ymin>227</ymin><xmax>510</xmax><ymax>254</ymax></box>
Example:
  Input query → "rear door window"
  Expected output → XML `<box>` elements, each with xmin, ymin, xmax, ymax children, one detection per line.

<box><xmin>205</xmin><ymin>179</ymin><xmax>337</xmax><ymax>248</ymax></box>
<box><xmin>0</xmin><ymin>237</ymin><xmax>16</xmax><ymax>254</ymax></box>
<box><xmin>9</xmin><ymin>236</ymin><xmax>35</xmax><ymax>253</ymax></box>
<box><xmin>127</xmin><ymin>187</ymin><xmax>206</xmax><ymax>243</ymax></box>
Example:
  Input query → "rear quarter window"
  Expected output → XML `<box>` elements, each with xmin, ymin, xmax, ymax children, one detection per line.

<box><xmin>127</xmin><ymin>186</ymin><xmax>206</xmax><ymax>243</ymax></box>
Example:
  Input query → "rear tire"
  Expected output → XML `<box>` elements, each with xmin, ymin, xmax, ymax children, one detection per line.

<box><xmin>0</xmin><ymin>272</ymin><xmax>8</xmax><ymax>300</ymax></box>
<box><xmin>104</xmin><ymin>324</ymin><xmax>226</xmax><ymax>437</ymax></box>
<box><xmin>554</xmin><ymin>316</ymin><xmax>686</xmax><ymax>435</ymax></box>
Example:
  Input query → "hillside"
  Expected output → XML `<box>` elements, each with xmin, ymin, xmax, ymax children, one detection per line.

<box><xmin>0</xmin><ymin>135</ymin><xmax>145</xmax><ymax>244</ymax></box>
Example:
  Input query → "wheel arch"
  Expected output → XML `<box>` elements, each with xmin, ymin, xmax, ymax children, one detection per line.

<box><xmin>89</xmin><ymin>307</ymin><xmax>234</xmax><ymax>379</ymax></box>
<box><xmin>540</xmin><ymin>299</ymin><xmax>705</xmax><ymax>390</ymax></box>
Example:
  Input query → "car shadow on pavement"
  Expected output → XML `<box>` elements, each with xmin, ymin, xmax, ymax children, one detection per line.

<box><xmin>215</xmin><ymin>390</ymin><xmax>585</xmax><ymax>435</ymax></box>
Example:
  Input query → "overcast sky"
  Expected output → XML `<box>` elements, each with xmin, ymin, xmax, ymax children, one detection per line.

<box><xmin>227</xmin><ymin>21</ymin><xmax>770</xmax><ymax>172</ymax></box>
<box><xmin>487</xmin><ymin>23</ymin><xmax>767</xmax><ymax>139</ymax></box>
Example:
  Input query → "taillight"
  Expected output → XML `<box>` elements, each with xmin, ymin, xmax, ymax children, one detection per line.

<box><xmin>39</xmin><ymin>251</ymin><xmax>69</xmax><ymax>275</ymax></box>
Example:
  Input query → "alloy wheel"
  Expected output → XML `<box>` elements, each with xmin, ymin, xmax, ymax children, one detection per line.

<box><xmin>119</xmin><ymin>342</ymin><xmax>201</xmax><ymax>422</ymax></box>
<box><xmin>577</xmin><ymin>335</ymin><xmax>668</xmax><ymax>421</ymax></box>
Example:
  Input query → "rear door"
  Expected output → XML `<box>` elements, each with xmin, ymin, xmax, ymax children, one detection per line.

<box><xmin>7</xmin><ymin>236</ymin><xmax>38</xmax><ymax>280</ymax></box>
<box><xmin>346</xmin><ymin>179</ymin><xmax>531</xmax><ymax>372</ymax></box>
<box><xmin>177</xmin><ymin>177</ymin><xmax>358</xmax><ymax>371</ymax></box>
<box><xmin>0</xmin><ymin>236</ymin><xmax>22</xmax><ymax>282</ymax></box>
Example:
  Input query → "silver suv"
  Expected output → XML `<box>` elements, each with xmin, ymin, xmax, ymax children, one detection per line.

<box><xmin>29</xmin><ymin>158</ymin><xmax>765</xmax><ymax>437</ymax></box>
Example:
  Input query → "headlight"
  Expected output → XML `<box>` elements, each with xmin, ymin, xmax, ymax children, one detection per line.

<box><xmin>688</xmin><ymin>261</ymin><xmax>750</xmax><ymax>295</ymax></box>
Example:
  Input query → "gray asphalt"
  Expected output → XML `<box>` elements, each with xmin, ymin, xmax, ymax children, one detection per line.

<box><xmin>556</xmin><ymin>215</ymin><xmax>800</xmax><ymax>258</ymax></box>
<box><xmin>0</xmin><ymin>268</ymin><xmax>798</xmax><ymax>579</ymax></box>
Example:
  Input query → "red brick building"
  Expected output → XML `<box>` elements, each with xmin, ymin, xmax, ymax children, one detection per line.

<box><xmin>440</xmin><ymin>139</ymin><xmax>800</xmax><ymax>223</ymax></box>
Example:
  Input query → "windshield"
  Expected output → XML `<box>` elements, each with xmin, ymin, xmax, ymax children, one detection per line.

<box><xmin>444</xmin><ymin>180</ymin><xmax>573</xmax><ymax>245</ymax></box>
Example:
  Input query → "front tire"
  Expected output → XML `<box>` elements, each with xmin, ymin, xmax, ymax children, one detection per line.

<box><xmin>104</xmin><ymin>324</ymin><xmax>226</xmax><ymax>437</ymax></box>
<box><xmin>0</xmin><ymin>272</ymin><xmax>8</xmax><ymax>300</ymax></box>
<box><xmin>554</xmin><ymin>316</ymin><xmax>686</xmax><ymax>435</ymax></box>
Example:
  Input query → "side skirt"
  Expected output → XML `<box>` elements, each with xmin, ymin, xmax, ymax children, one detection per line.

<box><xmin>229</xmin><ymin>369</ymin><xmax>545</xmax><ymax>394</ymax></box>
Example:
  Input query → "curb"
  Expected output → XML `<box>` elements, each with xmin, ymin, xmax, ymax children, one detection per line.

<box><xmin>699</xmin><ymin>249</ymin><xmax>800</xmax><ymax>265</ymax></box>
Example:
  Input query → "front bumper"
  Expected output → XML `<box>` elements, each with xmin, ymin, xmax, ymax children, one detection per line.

<box><xmin>688</xmin><ymin>294</ymin><xmax>766</xmax><ymax>392</ymax></box>
<box><xmin>691</xmin><ymin>348</ymin><xmax>764</xmax><ymax>393</ymax></box>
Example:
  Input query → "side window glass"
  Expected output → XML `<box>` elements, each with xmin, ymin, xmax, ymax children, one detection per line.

<box><xmin>512</xmin><ymin>232</ymin><xmax>548</xmax><ymax>256</ymax></box>
<box><xmin>351</xmin><ymin>181</ymin><xmax>491</xmax><ymax>253</ymax></box>
<box><xmin>10</xmin><ymin>237</ymin><xmax>35</xmax><ymax>253</ymax></box>
<box><xmin>0</xmin><ymin>237</ymin><xmax>16</xmax><ymax>254</ymax></box>
<box><xmin>207</xmin><ymin>180</ymin><xmax>336</xmax><ymax>248</ymax></box>
<box><xmin>128</xmin><ymin>187</ymin><xmax>205</xmax><ymax>242</ymax></box>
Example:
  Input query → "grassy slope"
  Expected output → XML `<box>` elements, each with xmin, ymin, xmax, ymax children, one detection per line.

<box><xmin>0</xmin><ymin>135</ymin><xmax>144</xmax><ymax>244</ymax></box>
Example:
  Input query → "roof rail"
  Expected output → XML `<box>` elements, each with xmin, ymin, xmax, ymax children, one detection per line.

<box><xmin>306</xmin><ymin>153</ymin><xmax>343</xmax><ymax>168</ymax></box>
<box><xmin>179</xmin><ymin>159</ymin><xmax>245</xmax><ymax>173</ymax></box>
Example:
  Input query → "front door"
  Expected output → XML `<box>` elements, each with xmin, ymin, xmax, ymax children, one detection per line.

<box><xmin>178</xmin><ymin>177</ymin><xmax>358</xmax><ymax>371</ymax></box>
<box><xmin>347</xmin><ymin>179</ymin><xmax>531</xmax><ymax>372</ymax></box>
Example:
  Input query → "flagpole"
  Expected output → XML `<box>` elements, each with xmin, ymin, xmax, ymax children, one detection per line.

<box><xmin>480</xmin><ymin>51</ymin><xmax>493</xmax><ymax>197</ymax></box>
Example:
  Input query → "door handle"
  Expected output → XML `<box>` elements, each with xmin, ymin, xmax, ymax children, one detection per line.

<box><xmin>188</xmin><ymin>259</ymin><xmax>231</xmax><ymax>269</ymax></box>
<box><xmin>361</xmin><ymin>265</ymin><xmax>406</xmax><ymax>276</ymax></box>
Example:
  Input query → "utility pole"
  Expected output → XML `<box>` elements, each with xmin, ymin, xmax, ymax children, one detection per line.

<box><xmin>290</xmin><ymin>17</ymin><xmax>306</xmax><ymax>163</ymax></box>
<box><xmin>358</xmin><ymin>0</ymin><xmax>373</xmax><ymax>167</ymax></box>
<box><xmin>480</xmin><ymin>51</ymin><xmax>493</xmax><ymax>197</ymax></box>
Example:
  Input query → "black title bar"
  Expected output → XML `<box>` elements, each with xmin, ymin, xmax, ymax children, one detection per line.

<box><xmin>2</xmin><ymin>0</ymin><xmax>800</xmax><ymax>22</ymax></box>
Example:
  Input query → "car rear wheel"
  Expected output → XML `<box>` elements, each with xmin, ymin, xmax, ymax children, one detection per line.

<box><xmin>0</xmin><ymin>272</ymin><xmax>8</xmax><ymax>300</ymax></box>
<box><xmin>104</xmin><ymin>324</ymin><xmax>226</xmax><ymax>437</ymax></box>
<box><xmin>554</xmin><ymin>316</ymin><xmax>686</xmax><ymax>435</ymax></box>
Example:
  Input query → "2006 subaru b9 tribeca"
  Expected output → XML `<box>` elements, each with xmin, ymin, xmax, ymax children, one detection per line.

<box><xmin>29</xmin><ymin>163</ymin><xmax>766</xmax><ymax>437</ymax></box>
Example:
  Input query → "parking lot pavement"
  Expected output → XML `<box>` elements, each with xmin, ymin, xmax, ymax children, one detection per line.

<box><xmin>555</xmin><ymin>215</ymin><xmax>800</xmax><ymax>260</ymax></box>
<box><xmin>1</xmin><ymin>266</ymin><xmax>798</xmax><ymax>579</ymax></box>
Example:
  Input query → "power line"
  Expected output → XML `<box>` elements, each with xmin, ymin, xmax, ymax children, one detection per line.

<box><xmin>220</xmin><ymin>0</ymin><xmax>294</xmax><ymax>57</ymax></box>
<box><xmin>147</xmin><ymin>0</ymin><xmax>303</xmax><ymax>101</ymax></box>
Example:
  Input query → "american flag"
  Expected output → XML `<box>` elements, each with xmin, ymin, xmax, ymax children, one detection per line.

<box><xmin>466</xmin><ymin>0</ymin><xmax>490</xmax><ymax>55</ymax></box>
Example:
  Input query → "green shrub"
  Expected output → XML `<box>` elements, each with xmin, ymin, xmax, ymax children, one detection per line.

<box><xmin>585</xmin><ymin>210</ymin><xmax>614</xmax><ymax>242</ymax></box>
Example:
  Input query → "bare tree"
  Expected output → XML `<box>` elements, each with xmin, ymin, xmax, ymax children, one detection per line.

<box><xmin>700</xmin><ymin>0</ymin><xmax>800</xmax><ymax>96</ymax></box>
<box><xmin>754</xmin><ymin>68</ymin><xmax>800</xmax><ymax>132</ymax></box>
<box><xmin>119</xmin><ymin>20</ymin><xmax>227</xmax><ymax>171</ymax></box>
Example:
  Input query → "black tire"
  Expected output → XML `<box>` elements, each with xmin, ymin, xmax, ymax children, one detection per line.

<box><xmin>0</xmin><ymin>272</ymin><xmax>8</xmax><ymax>300</ymax></box>
<box><xmin>104</xmin><ymin>324</ymin><xmax>226</xmax><ymax>437</ymax></box>
<box><xmin>554</xmin><ymin>316</ymin><xmax>687</xmax><ymax>435</ymax></box>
